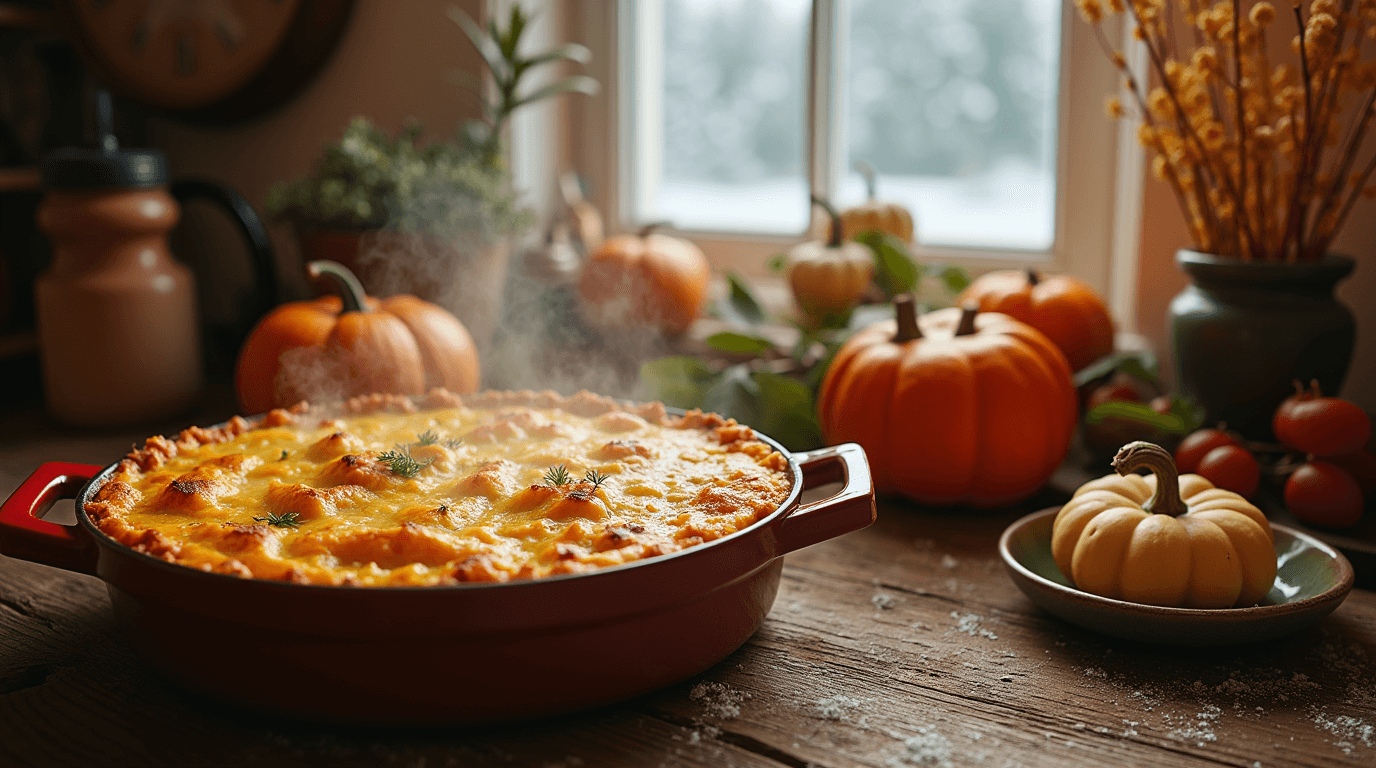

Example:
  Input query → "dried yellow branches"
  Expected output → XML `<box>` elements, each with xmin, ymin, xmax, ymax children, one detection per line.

<box><xmin>1077</xmin><ymin>0</ymin><xmax>1376</xmax><ymax>261</ymax></box>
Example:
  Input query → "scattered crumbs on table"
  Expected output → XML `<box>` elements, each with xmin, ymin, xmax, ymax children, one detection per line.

<box><xmin>1080</xmin><ymin>666</ymin><xmax>1108</xmax><ymax>679</ymax></box>
<box><xmin>814</xmin><ymin>694</ymin><xmax>864</xmax><ymax>721</ymax></box>
<box><xmin>1122</xmin><ymin>719</ymin><xmax>1140</xmax><ymax>737</ymax></box>
<box><xmin>873</xmin><ymin>593</ymin><xmax>896</xmax><ymax>610</ymax></box>
<box><xmin>940</xmin><ymin>554</ymin><xmax>959</xmax><ymax>569</ymax></box>
<box><xmin>884</xmin><ymin>724</ymin><xmax>953</xmax><ymax>768</ymax></box>
<box><xmin>1310</xmin><ymin>710</ymin><xmax>1374</xmax><ymax>755</ymax></box>
<box><xmin>1072</xmin><ymin>722</ymin><xmax>1086</xmax><ymax>730</ymax></box>
<box><xmin>689</xmin><ymin>681</ymin><xmax>749</xmax><ymax>721</ymax></box>
<box><xmin>910</xmin><ymin>621</ymin><xmax>928</xmax><ymax>630</ymax></box>
<box><xmin>1166</xmin><ymin>704</ymin><xmax>1221</xmax><ymax>747</ymax></box>
<box><xmin>949</xmin><ymin>612</ymin><xmax>997</xmax><ymax>640</ymax></box>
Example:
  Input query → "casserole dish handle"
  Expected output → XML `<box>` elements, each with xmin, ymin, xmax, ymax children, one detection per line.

<box><xmin>0</xmin><ymin>462</ymin><xmax>101</xmax><ymax>575</ymax></box>
<box><xmin>775</xmin><ymin>443</ymin><xmax>876</xmax><ymax>554</ymax></box>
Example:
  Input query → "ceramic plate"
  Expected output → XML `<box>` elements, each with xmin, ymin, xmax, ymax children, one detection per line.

<box><xmin>998</xmin><ymin>508</ymin><xmax>1355</xmax><ymax>646</ymax></box>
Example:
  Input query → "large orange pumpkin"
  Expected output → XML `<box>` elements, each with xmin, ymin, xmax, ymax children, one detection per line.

<box><xmin>818</xmin><ymin>297</ymin><xmax>1077</xmax><ymax>506</ymax></box>
<box><xmin>577</xmin><ymin>225</ymin><xmax>711</xmax><ymax>335</ymax></box>
<box><xmin>235</xmin><ymin>260</ymin><xmax>480</xmax><ymax>414</ymax></box>
<box><xmin>956</xmin><ymin>268</ymin><xmax>1114</xmax><ymax>372</ymax></box>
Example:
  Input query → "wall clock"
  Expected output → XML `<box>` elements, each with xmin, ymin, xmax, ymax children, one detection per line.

<box><xmin>56</xmin><ymin>0</ymin><xmax>356</xmax><ymax>123</ymax></box>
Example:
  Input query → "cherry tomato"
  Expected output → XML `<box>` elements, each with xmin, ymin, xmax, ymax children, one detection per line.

<box><xmin>1174</xmin><ymin>428</ymin><xmax>1238</xmax><ymax>474</ymax></box>
<box><xmin>1195</xmin><ymin>444</ymin><xmax>1259</xmax><ymax>498</ymax></box>
<box><xmin>1328</xmin><ymin>449</ymin><xmax>1376</xmax><ymax>498</ymax></box>
<box><xmin>1272</xmin><ymin>381</ymin><xmax>1371</xmax><ymax>457</ymax></box>
<box><xmin>1285</xmin><ymin>461</ymin><xmax>1365</xmax><ymax>528</ymax></box>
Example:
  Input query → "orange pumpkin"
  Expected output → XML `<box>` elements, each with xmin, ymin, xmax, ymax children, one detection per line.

<box><xmin>818</xmin><ymin>297</ymin><xmax>1077</xmax><ymax>506</ymax></box>
<box><xmin>577</xmin><ymin>224</ymin><xmax>711</xmax><ymax>334</ymax></box>
<box><xmin>235</xmin><ymin>260</ymin><xmax>480</xmax><ymax>414</ymax></box>
<box><xmin>956</xmin><ymin>268</ymin><xmax>1114</xmax><ymax>372</ymax></box>
<box><xmin>840</xmin><ymin>160</ymin><xmax>915</xmax><ymax>243</ymax></box>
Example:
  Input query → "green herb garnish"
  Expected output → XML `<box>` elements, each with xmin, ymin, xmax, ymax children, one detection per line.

<box><xmin>415</xmin><ymin>430</ymin><xmax>439</xmax><ymax>446</ymax></box>
<box><xmin>543</xmin><ymin>464</ymin><xmax>572</xmax><ymax>487</ymax></box>
<box><xmin>378</xmin><ymin>446</ymin><xmax>434</xmax><ymax>478</ymax></box>
<box><xmin>445</xmin><ymin>438</ymin><xmax>463</xmax><ymax>450</ymax></box>
<box><xmin>584</xmin><ymin>470</ymin><xmax>611</xmax><ymax>492</ymax></box>
<box><xmin>278</xmin><ymin>450</ymin><xmax>289</xmax><ymax>461</ymax></box>
<box><xmin>253</xmin><ymin>511</ymin><xmax>302</xmax><ymax>528</ymax></box>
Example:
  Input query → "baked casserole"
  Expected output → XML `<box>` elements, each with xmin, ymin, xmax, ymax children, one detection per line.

<box><xmin>86</xmin><ymin>390</ymin><xmax>793</xmax><ymax>586</ymax></box>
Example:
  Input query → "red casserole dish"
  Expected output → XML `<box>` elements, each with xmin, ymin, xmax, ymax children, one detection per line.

<box><xmin>0</xmin><ymin>422</ymin><xmax>874</xmax><ymax>725</ymax></box>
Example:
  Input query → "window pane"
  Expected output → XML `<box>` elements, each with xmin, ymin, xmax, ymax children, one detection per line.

<box><xmin>841</xmin><ymin>0</ymin><xmax>1061</xmax><ymax>250</ymax></box>
<box><xmin>632</xmin><ymin>0</ymin><xmax>810</xmax><ymax>234</ymax></box>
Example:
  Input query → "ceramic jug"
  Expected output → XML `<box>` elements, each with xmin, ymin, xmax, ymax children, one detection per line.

<box><xmin>35</xmin><ymin>93</ymin><xmax>274</xmax><ymax>426</ymax></box>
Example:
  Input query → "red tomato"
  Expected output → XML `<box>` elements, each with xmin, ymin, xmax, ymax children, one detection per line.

<box><xmin>1174</xmin><ymin>428</ymin><xmax>1238</xmax><ymax>474</ymax></box>
<box><xmin>1272</xmin><ymin>382</ymin><xmax>1371</xmax><ymax>457</ymax></box>
<box><xmin>1328</xmin><ymin>450</ymin><xmax>1376</xmax><ymax>498</ymax></box>
<box><xmin>1195</xmin><ymin>445</ymin><xmax>1260</xmax><ymax>498</ymax></box>
<box><xmin>1285</xmin><ymin>461</ymin><xmax>1365</xmax><ymax>528</ymax></box>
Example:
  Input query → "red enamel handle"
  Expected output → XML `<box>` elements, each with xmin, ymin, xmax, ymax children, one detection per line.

<box><xmin>0</xmin><ymin>462</ymin><xmax>101</xmax><ymax>574</ymax></box>
<box><xmin>776</xmin><ymin>443</ymin><xmax>876</xmax><ymax>554</ymax></box>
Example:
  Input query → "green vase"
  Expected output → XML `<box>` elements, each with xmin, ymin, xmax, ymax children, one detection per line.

<box><xmin>1168</xmin><ymin>250</ymin><xmax>1356</xmax><ymax>439</ymax></box>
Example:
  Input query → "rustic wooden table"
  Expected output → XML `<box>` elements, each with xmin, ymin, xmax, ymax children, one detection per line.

<box><xmin>2</xmin><ymin>399</ymin><xmax>1374</xmax><ymax>768</ymax></box>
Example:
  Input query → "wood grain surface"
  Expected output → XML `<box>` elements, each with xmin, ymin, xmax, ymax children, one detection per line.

<box><xmin>2</xmin><ymin>401</ymin><xmax>1374</xmax><ymax>768</ymax></box>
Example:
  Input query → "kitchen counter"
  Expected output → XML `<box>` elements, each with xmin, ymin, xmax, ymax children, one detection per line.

<box><xmin>2</xmin><ymin>399</ymin><xmax>1374</xmax><ymax>768</ymax></box>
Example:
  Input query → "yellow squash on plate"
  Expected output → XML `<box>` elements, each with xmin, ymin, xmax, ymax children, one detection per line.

<box><xmin>1051</xmin><ymin>441</ymin><xmax>1276</xmax><ymax>608</ymax></box>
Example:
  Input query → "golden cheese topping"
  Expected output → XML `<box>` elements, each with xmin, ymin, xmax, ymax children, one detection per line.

<box><xmin>86</xmin><ymin>390</ymin><xmax>792</xmax><ymax>586</ymax></box>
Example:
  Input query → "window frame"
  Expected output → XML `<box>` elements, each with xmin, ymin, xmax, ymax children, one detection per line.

<box><xmin>563</xmin><ymin>0</ymin><xmax>1142</xmax><ymax>320</ymax></box>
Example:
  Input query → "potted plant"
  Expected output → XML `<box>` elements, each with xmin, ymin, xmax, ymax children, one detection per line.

<box><xmin>266</xmin><ymin>3</ymin><xmax>597</xmax><ymax>349</ymax></box>
<box><xmin>1077</xmin><ymin>0</ymin><xmax>1373</xmax><ymax>437</ymax></box>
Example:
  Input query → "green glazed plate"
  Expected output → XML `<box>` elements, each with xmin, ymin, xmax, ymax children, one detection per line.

<box><xmin>999</xmin><ymin>508</ymin><xmax>1355</xmax><ymax>646</ymax></box>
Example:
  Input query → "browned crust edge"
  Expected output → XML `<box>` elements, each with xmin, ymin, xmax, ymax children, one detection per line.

<box><xmin>83</xmin><ymin>388</ymin><xmax>787</xmax><ymax>581</ymax></box>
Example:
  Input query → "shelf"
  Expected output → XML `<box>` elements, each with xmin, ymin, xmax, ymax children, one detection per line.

<box><xmin>0</xmin><ymin>3</ymin><xmax>52</xmax><ymax>30</ymax></box>
<box><xmin>0</xmin><ymin>331</ymin><xmax>37</xmax><ymax>360</ymax></box>
<box><xmin>0</xmin><ymin>167</ymin><xmax>39</xmax><ymax>193</ymax></box>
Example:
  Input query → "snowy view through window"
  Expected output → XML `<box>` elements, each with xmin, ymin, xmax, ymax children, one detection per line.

<box><xmin>636</xmin><ymin>0</ymin><xmax>1062</xmax><ymax>250</ymax></box>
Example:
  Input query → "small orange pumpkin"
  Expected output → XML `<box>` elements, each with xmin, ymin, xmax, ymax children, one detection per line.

<box><xmin>235</xmin><ymin>260</ymin><xmax>480</xmax><ymax>414</ymax></box>
<box><xmin>818</xmin><ymin>296</ymin><xmax>1077</xmax><ymax>506</ymax></box>
<box><xmin>840</xmin><ymin>160</ymin><xmax>915</xmax><ymax>243</ymax></box>
<box><xmin>577</xmin><ymin>224</ymin><xmax>711</xmax><ymax>334</ymax></box>
<box><xmin>956</xmin><ymin>268</ymin><xmax>1114</xmax><ymax>372</ymax></box>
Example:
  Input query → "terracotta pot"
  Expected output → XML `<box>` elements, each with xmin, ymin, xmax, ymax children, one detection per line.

<box><xmin>297</xmin><ymin>228</ymin><xmax>510</xmax><ymax>352</ymax></box>
<box><xmin>1168</xmin><ymin>250</ymin><xmax>1356</xmax><ymax>439</ymax></box>
<box><xmin>0</xmin><ymin>435</ymin><xmax>874</xmax><ymax>725</ymax></box>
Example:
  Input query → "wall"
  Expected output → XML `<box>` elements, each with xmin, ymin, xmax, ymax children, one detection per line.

<box><xmin>150</xmin><ymin>0</ymin><xmax>485</xmax><ymax>324</ymax></box>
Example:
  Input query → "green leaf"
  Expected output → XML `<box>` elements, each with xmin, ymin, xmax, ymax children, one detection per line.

<box><xmin>855</xmin><ymin>231</ymin><xmax>919</xmax><ymax>296</ymax></box>
<box><xmin>519</xmin><ymin>42</ymin><xmax>593</xmax><ymax>68</ymax></box>
<box><xmin>638</xmin><ymin>356</ymin><xmax>717</xmax><ymax>409</ymax></box>
<box><xmin>752</xmin><ymin>371</ymin><xmax>824</xmax><ymax>451</ymax></box>
<box><xmin>509</xmin><ymin>75</ymin><xmax>601</xmax><ymax>111</ymax></box>
<box><xmin>701</xmin><ymin>364</ymin><xmax>761</xmax><ymax>428</ymax></box>
<box><xmin>767</xmin><ymin>253</ymin><xmax>789</xmax><ymax>273</ymax></box>
<box><xmin>1083</xmin><ymin>400</ymin><xmax>1193</xmax><ymax>435</ymax></box>
<box><xmin>447</xmin><ymin>6</ymin><xmax>509</xmax><ymax>81</ymax></box>
<box><xmin>1168</xmin><ymin>395</ymin><xmax>1206</xmax><ymax>433</ymax></box>
<box><xmin>717</xmin><ymin>272</ymin><xmax>768</xmax><ymax>326</ymax></box>
<box><xmin>704</xmin><ymin>331</ymin><xmax>774</xmax><ymax>355</ymax></box>
<box><xmin>1072</xmin><ymin>351</ymin><xmax>1160</xmax><ymax>388</ymax></box>
<box><xmin>937</xmin><ymin>265</ymin><xmax>972</xmax><ymax>294</ymax></box>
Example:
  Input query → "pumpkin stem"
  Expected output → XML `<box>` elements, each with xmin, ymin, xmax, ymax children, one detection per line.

<box><xmin>810</xmin><ymin>194</ymin><xmax>845</xmax><ymax>248</ymax></box>
<box><xmin>893</xmin><ymin>294</ymin><xmax>922</xmax><ymax>342</ymax></box>
<box><xmin>638</xmin><ymin>221</ymin><xmax>672</xmax><ymax>238</ymax></box>
<box><xmin>1026</xmin><ymin>268</ymin><xmax>1041</xmax><ymax>287</ymax></box>
<box><xmin>307</xmin><ymin>260</ymin><xmax>369</xmax><ymax>314</ymax></box>
<box><xmin>1112</xmin><ymin>441</ymin><xmax>1187</xmax><ymax>517</ymax></box>
<box><xmin>855</xmin><ymin>159</ymin><xmax>877</xmax><ymax>201</ymax></box>
<box><xmin>955</xmin><ymin>302</ymin><xmax>979</xmax><ymax>337</ymax></box>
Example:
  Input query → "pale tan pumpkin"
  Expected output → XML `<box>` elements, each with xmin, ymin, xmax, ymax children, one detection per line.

<box><xmin>840</xmin><ymin>160</ymin><xmax>915</xmax><ymax>242</ymax></box>
<box><xmin>787</xmin><ymin>196</ymin><xmax>874</xmax><ymax>318</ymax></box>
<box><xmin>1052</xmin><ymin>442</ymin><xmax>1276</xmax><ymax>609</ymax></box>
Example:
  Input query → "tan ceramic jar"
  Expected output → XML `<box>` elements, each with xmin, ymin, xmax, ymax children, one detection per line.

<box><xmin>36</xmin><ymin>186</ymin><xmax>201</xmax><ymax>426</ymax></box>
